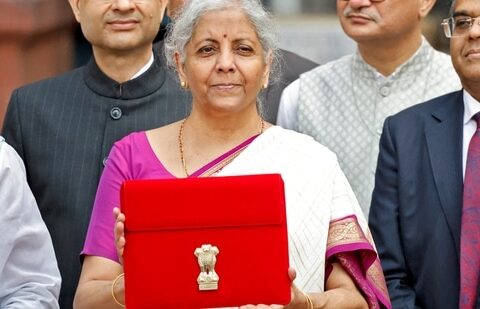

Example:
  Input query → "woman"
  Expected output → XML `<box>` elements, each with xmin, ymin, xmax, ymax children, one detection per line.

<box><xmin>74</xmin><ymin>0</ymin><xmax>391</xmax><ymax>308</ymax></box>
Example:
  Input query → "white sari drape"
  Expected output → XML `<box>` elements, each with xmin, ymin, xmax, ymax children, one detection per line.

<box><xmin>217</xmin><ymin>126</ymin><xmax>370</xmax><ymax>292</ymax></box>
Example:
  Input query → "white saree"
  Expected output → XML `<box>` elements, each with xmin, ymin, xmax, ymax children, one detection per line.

<box><xmin>217</xmin><ymin>126</ymin><xmax>371</xmax><ymax>292</ymax></box>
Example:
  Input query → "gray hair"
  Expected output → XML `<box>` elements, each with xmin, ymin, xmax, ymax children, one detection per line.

<box><xmin>164</xmin><ymin>0</ymin><xmax>280</xmax><ymax>85</ymax></box>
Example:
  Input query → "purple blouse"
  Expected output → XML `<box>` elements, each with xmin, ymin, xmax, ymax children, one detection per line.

<box><xmin>82</xmin><ymin>132</ymin><xmax>174</xmax><ymax>262</ymax></box>
<box><xmin>82</xmin><ymin>130</ymin><xmax>259</xmax><ymax>262</ymax></box>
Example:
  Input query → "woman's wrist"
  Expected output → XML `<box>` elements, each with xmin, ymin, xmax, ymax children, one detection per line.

<box><xmin>111</xmin><ymin>273</ymin><xmax>125</xmax><ymax>307</ymax></box>
<box><xmin>300</xmin><ymin>290</ymin><xmax>314</xmax><ymax>309</ymax></box>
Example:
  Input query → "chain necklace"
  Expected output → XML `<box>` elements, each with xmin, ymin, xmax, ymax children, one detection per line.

<box><xmin>178</xmin><ymin>117</ymin><xmax>265</xmax><ymax>177</ymax></box>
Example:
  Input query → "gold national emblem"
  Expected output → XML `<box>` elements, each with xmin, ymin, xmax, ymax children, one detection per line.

<box><xmin>194</xmin><ymin>244</ymin><xmax>220</xmax><ymax>291</ymax></box>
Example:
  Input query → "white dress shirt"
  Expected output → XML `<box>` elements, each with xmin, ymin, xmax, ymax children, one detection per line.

<box><xmin>0</xmin><ymin>137</ymin><xmax>61</xmax><ymax>308</ymax></box>
<box><xmin>131</xmin><ymin>52</ymin><xmax>154</xmax><ymax>80</ymax></box>
<box><xmin>462</xmin><ymin>90</ymin><xmax>480</xmax><ymax>179</ymax></box>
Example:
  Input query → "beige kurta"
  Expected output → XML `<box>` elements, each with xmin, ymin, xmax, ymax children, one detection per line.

<box><xmin>280</xmin><ymin>38</ymin><xmax>461</xmax><ymax>216</ymax></box>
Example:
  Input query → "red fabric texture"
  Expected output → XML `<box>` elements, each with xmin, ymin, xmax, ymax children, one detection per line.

<box><xmin>121</xmin><ymin>174</ymin><xmax>290</xmax><ymax>309</ymax></box>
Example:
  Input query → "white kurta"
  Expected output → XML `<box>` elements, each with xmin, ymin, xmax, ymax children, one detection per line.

<box><xmin>278</xmin><ymin>38</ymin><xmax>462</xmax><ymax>216</ymax></box>
<box><xmin>0</xmin><ymin>137</ymin><xmax>61</xmax><ymax>308</ymax></box>
<box><xmin>218</xmin><ymin>126</ymin><xmax>370</xmax><ymax>292</ymax></box>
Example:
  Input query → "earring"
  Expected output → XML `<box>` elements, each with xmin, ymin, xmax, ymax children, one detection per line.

<box><xmin>180</xmin><ymin>81</ymin><xmax>188</xmax><ymax>89</ymax></box>
<box><xmin>262</xmin><ymin>83</ymin><xmax>268</xmax><ymax>89</ymax></box>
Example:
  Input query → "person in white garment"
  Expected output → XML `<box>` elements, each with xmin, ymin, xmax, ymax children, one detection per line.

<box><xmin>277</xmin><ymin>0</ymin><xmax>462</xmax><ymax>216</ymax></box>
<box><xmin>74</xmin><ymin>1</ymin><xmax>391</xmax><ymax>308</ymax></box>
<box><xmin>0</xmin><ymin>136</ymin><xmax>61</xmax><ymax>308</ymax></box>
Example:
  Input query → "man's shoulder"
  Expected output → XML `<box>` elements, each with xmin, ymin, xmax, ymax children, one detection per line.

<box><xmin>389</xmin><ymin>90</ymin><xmax>462</xmax><ymax>124</ymax></box>
<box><xmin>299</xmin><ymin>54</ymin><xmax>352</xmax><ymax>80</ymax></box>
<box><xmin>14</xmin><ymin>66</ymin><xmax>85</xmax><ymax>95</ymax></box>
<box><xmin>294</xmin><ymin>55</ymin><xmax>352</xmax><ymax>96</ymax></box>
<box><xmin>430</xmin><ymin>46</ymin><xmax>453</xmax><ymax>62</ymax></box>
<box><xmin>430</xmin><ymin>48</ymin><xmax>457</xmax><ymax>72</ymax></box>
<box><xmin>0</xmin><ymin>137</ymin><xmax>23</xmax><ymax>172</ymax></box>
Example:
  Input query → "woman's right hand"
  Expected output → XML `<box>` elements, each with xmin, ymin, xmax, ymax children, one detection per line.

<box><xmin>113</xmin><ymin>207</ymin><xmax>126</xmax><ymax>265</ymax></box>
<box><xmin>238</xmin><ymin>268</ymin><xmax>312</xmax><ymax>309</ymax></box>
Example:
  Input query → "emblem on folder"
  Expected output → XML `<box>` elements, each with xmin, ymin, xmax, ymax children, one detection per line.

<box><xmin>194</xmin><ymin>244</ymin><xmax>220</xmax><ymax>291</ymax></box>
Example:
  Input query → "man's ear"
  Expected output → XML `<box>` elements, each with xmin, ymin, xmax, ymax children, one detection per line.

<box><xmin>68</xmin><ymin>0</ymin><xmax>82</xmax><ymax>23</ymax></box>
<box><xmin>419</xmin><ymin>0</ymin><xmax>436</xmax><ymax>18</ymax></box>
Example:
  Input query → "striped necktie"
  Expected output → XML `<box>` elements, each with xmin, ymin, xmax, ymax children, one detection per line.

<box><xmin>460</xmin><ymin>112</ymin><xmax>480</xmax><ymax>308</ymax></box>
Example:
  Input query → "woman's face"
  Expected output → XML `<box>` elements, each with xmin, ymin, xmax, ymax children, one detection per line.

<box><xmin>176</xmin><ymin>8</ymin><xmax>271</xmax><ymax>116</ymax></box>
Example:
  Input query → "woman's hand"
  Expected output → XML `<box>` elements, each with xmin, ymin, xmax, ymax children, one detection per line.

<box><xmin>113</xmin><ymin>207</ymin><xmax>126</xmax><ymax>265</ymax></box>
<box><xmin>285</xmin><ymin>268</ymin><xmax>313</xmax><ymax>309</ymax></box>
<box><xmin>238</xmin><ymin>268</ymin><xmax>311</xmax><ymax>309</ymax></box>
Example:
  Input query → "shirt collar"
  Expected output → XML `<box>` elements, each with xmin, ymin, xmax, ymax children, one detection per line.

<box><xmin>84</xmin><ymin>42</ymin><xmax>167</xmax><ymax>100</ymax></box>
<box><xmin>131</xmin><ymin>52</ymin><xmax>154</xmax><ymax>80</ymax></box>
<box><xmin>463</xmin><ymin>89</ymin><xmax>480</xmax><ymax>125</ymax></box>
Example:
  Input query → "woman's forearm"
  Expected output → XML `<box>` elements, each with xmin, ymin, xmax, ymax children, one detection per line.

<box><xmin>73</xmin><ymin>276</ymin><xmax>124</xmax><ymax>309</ymax></box>
<box><xmin>309</xmin><ymin>261</ymin><xmax>369</xmax><ymax>309</ymax></box>
<box><xmin>310</xmin><ymin>288</ymin><xmax>368</xmax><ymax>309</ymax></box>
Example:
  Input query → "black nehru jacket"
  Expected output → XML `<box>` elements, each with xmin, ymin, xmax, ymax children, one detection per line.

<box><xmin>2</xmin><ymin>41</ymin><xmax>190</xmax><ymax>308</ymax></box>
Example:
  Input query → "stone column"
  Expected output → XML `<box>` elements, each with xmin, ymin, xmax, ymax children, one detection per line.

<box><xmin>0</xmin><ymin>0</ymin><xmax>75</xmax><ymax>127</ymax></box>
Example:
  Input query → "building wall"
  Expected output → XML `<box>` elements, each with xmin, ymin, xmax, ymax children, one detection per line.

<box><xmin>0</xmin><ymin>0</ymin><xmax>75</xmax><ymax>127</ymax></box>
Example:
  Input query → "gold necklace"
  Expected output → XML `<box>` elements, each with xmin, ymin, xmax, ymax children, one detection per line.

<box><xmin>178</xmin><ymin>118</ymin><xmax>189</xmax><ymax>177</ymax></box>
<box><xmin>178</xmin><ymin>117</ymin><xmax>265</xmax><ymax>177</ymax></box>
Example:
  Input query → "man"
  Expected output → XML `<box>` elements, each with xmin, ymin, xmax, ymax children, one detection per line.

<box><xmin>166</xmin><ymin>0</ymin><xmax>318</xmax><ymax>124</ymax></box>
<box><xmin>369</xmin><ymin>0</ymin><xmax>480</xmax><ymax>307</ymax></box>
<box><xmin>277</xmin><ymin>0</ymin><xmax>461</xmax><ymax>215</ymax></box>
<box><xmin>1</xmin><ymin>0</ymin><xmax>190</xmax><ymax>307</ymax></box>
<box><xmin>0</xmin><ymin>137</ymin><xmax>61</xmax><ymax>308</ymax></box>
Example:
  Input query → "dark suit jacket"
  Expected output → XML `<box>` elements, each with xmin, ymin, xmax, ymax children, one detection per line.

<box><xmin>262</xmin><ymin>49</ymin><xmax>317</xmax><ymax>124</ymax></box>
<box><xmin>369</xmin><ymin>90</ymin><xmax>472</xmax><ymax>308</ymax></box>
<box><xmin>1</xmin><ymin>41</ymin><xmax>190</xmax><ymax>308</ymax></box>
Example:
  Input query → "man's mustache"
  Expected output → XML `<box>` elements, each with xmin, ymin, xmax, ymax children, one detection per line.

<box><xmin>343</xmin><ymin>6</ymin><xmax>380</xmax><ymax>22</ymax></box>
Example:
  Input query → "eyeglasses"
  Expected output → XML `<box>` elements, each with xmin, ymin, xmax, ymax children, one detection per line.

<box><xmin>442</xmin><ymin>16</ymin><xmax>480</xmax><ymax>38</ymax></box>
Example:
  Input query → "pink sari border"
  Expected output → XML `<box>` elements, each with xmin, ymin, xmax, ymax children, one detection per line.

<box><xmin>189</xmin><ymin>134</ymin><xmax>260</xmax><ymax>177</ymax></box>
<box><xmin>326</xmin><ymin>242</ymin><xmax>375</xmax><ymax>261</ymax></box>
<box><xmin>326</xmin><ymin>215</ymin><xmax>391</xmax><ymax>309</ymax></box>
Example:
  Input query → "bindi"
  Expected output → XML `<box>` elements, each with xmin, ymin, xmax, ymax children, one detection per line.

<box><xmin>223</xmin><ymin>34</ymin><xmax>227</xmax><ymax>38</ymax></box>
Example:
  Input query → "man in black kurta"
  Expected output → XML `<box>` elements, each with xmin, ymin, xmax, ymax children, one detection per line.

<box><xmin>1</xmin><ymin>1</ymin><xmax>190</xmax><ymax>306</ymax></box>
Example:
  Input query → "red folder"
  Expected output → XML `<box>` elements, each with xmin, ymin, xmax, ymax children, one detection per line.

<box><xmin>121</xmin><ymin>174</ymin><xmax>290</xmax><ymax>309</ymax></box>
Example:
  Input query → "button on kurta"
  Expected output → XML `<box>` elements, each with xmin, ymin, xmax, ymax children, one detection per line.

<box><xmin>380</xmin><ymin>86</ymin><xmax>390</xmax><ymax>97</ymax></box>
<box><xmin>110</xmin><ymin>107</ymin><xmax>122</xmax><ymax>120</ymax></box>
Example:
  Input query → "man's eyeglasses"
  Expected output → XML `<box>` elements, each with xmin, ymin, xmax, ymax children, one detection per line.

<box><xmin>442</xmin><ymin>16</ymin><xmax>480</xmax><ymax>38</ymax></box>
